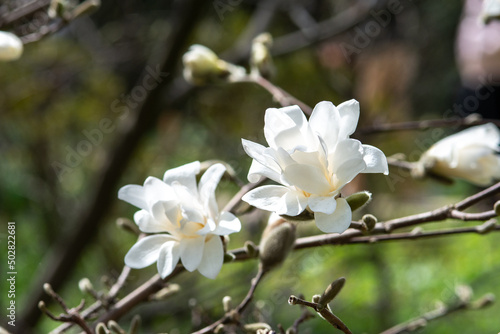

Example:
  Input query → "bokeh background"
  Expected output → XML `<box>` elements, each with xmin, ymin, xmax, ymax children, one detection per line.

<box><xmin>1</xmin><ymin>0</ymin><xmax>500</xmax><ymax>333</ymax></box>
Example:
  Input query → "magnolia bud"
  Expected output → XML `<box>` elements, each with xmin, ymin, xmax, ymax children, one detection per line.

<box><xmin>455</xmin><ymin>284</ymin><xmax>473</xmax><ymax>303</ymax></box>
<box><xmin>96</xmin><ymin>323</ymin><xmax>110</xmax><ymax>334</ymax></box>
<box><xmin>362</xmin><ymin>214</ymin><xmax>377</xmax><ymax>231</ymax></box>
<box><xmin>346</xmin><ymin>191</ymin><xmax>372</xmax><ymax>212</ymax></box>
<box><xmin>250</xmin><ymin>32</ymin><xmax>275</xmax><ymax>79</ymax></box>
<box><xmin>476</xmin><ymin>219</ymin><xmax>497</xmax><ymax>234</ymax></box>
<box><xmin>129</xmin><ymin>315</ymin><xmax>141</xmax><ymax>334</ymax></box>
<box><xmin>244</xmin><ymin>240</ymin><xmax>259</xmax><ymax>257</ymax></box>
<box><xmin>150</xmin><ymin>284</ymin><xmax>180</xmax><ymax>301</ymax></box>
<box><xmin>182</xmin><ymin>44</ymin><xmax>245</xmax><ymax>85</ymax></box>
<box><xmin>317</xmin><ymin>277</ymin><xmax>346</xmax><ymax>309</ymax></box>
<box><xmin>471</xmin><ymin>293</ymin><xmax>495</xmax><ymax>309</ymax></box>
<box><xmin>116</xmin><ymin>217</ymin><xmax>140</xmax><ymax>235</ymax></box>
<box><xmin>0</xmin><ymin>31</ymin><xmax>23</xmax><ymax>61</ymax></box>
<box><xmin>107</xmin><ymin>320</ymin><xmax>125</xmax><ymax>334</ymax></box>
<box><xmin>78</xmin><ymin>278</ymin><xmax>94</xmax><ymax>294</ymax></box>
<box><xmin>243</xmin><ymin>322</ymin><xmax>272</xmax><ymax>332</ymax></box>
<box><xmin>222</xmin><ymin>296</ymin><xmax>232</xmax><ymax>312</ymax></box>
<box><xmin>259</xmin><ymin>215</ymin><xmax>296</xmax><ymax>271</ymax></box>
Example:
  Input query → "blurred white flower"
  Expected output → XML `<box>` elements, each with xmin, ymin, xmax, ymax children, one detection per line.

<box><xmin>419</xmin><ymin>123</ymin><xmax>500</xmax><ymax>186</ymax></box>
<box><xmin>119</xmin><ymin>161</ymin><xmax>241</xmax><ymax>279</ymax></box>
<box><xmin>242</xmin><ymin>100</ymin><xmax>388</xmax><ymax>234</ymax></box>
<box><xmin>182</xmin><ymin>44</ymin><xmax>245</xmax><ymax>85</ymax></box>
<box><xmin>0</xmin><ymin>31</ymin><xmax>23</xmax><ymax>61</ymax></box>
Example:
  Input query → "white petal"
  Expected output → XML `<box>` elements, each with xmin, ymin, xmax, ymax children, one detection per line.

<box><xmin>337</xmin><ymin>99</ymin><xmax>360</xmax><ymax>139</ymax></box>
<box><xmin>283</xmin><ymin>190</ymin><xmax>308</xmax><ymax>216</ymax></box>
<box><xmin>180</xmin><ymin>236</ymin><xmax>205</xmax><ymax>272</ymax></box>
<box><xmin>309</xmin><ymin>101</ymin><xmax>340</xmax><ymax>149</ymax></box>
<box><xmin>124</xmin><ymin>235</ymin><xmax>175</xmax><ymax>268</ymax></box>
<box><xmin>197</xmin><ymin>235</ymin><xmax>224</xmax><ymax>279</ymax></box>
<box><xmin>133</xmin><ymin>210</ymin><xmax>168</xmax><ymax>233</ymax></box>
<box><xmin>247</xmin><ymin>159</ymin><xmax>282</xmax><ymax>184</ymax></box>
<box><xmin>314</xmin><ymin>197</ymin><xmax>352</xmax><ymax>233</ymax></box>
<box><xmin>118</xmin><ymin>185</ymin><xmax>148</xmax><ymax>211</ymax></box>
<box><xmin>242</xmin><ymin>139</ymin><xmax>281</xmax><ymax>176</ymax></box>
<box><xmin>163</xmin><ymin>161</ymin><xmax>200</xmax><ymax>194</ymax></box>
<box><xmin>172</xmin><ymin>183</ymin><xmax>205</xmax><ymax>224</ymax></box>
<box><xmin>157</xmin><ymin>240</ymin><xmax>180</xmax><ymax>278</ymax></box>
<box><xmin>213</xmin><ymin>211</ymin><xmax>242</xmax><ymax>235</ymax></box>
<box><xmin>199</xmin><ymin>163</ymin><xmax>225</xmax><ymax>219</ymax></box>
<box><xmin>264</xmin><ymin>105</ymin><xmax>307</xmax><ymax>148</ymax></box>
<box><xmin>308</xmin><ymin>195</ymin><xmax>337</xmax><ymax>215</ymax></box>
<box><xmin>242</xmin><ymin>185</ymin><xmax>290</xmax><ymax>214</ymax></box>
<box><xmin>330</xmin><ymin>139</ymin><xmax>366</xmax><ymax>185</ymax></box>
<box><xmin>283</xmin><ymin>163</ymin><xmax>332</xmax><ymax>195</ymax></box>
<box><xmin>362</xmin><ymin>145</ymin><xmax>389</xmax><ymax>175</ymax></box>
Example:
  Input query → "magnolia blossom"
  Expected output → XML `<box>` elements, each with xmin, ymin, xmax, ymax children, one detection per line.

<box><xmin>419</xmin><ymin>123</ymin><xmax>500</xmax><ymax>186</ymax></box>
<box><xmin>118</xmin><ymin>162</ymin><xmax>241</xmax><ymax>279</ymax></box>
<box><xmin>0</xmin><ymin>31</ymin><xmax>23</xmax><ymax>61</ymax></box>
<box><xmin>242</xmin><ymin>100</ymin><xmax>388</xmax><ymax>234</ymax></box>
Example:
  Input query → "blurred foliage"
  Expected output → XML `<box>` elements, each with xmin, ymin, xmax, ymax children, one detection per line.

<box><xmin>1</xmin><ymin>0</ymin><xmax>500</xmax><ymax>333</ymax></box>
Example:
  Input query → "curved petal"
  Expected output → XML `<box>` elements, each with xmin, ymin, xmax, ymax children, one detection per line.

<box><xmin>157</xmin><ymin>240</ymin><xmax>180</xmax><ymax>278</ymax></box>
<box><xmin>213</xmin><ymin>211</ymin><xmax>242</xmax><ymax>235</ymax></box>
<box><xmin>180</xmin><ymin>236</ymin><xmax>205</xmax><ymax>272</ymax></box>
<box><xmin>362</xmin><ymin>145</ymin><xmax>389</xmax><ymax>175</ymax></box>
<box><xmin>198</xmin><ymin>163</ymin><xmax>225</xmax><ymax>219</ymax></box>
<box><xmin>197</xmin><ymin>235</ymin><xmax>224</xmax><ymax>279</ymax></box>
<box><xmin>314</xmin><ymin>197</ymin><xmax>352</xmax><ymax>233</ymax></box>
<box><xmin>242</xmin><ymin>139</ymin><xmax>281</xmax><ymax>176</ymax></box>
<box><xmin>124</xmin><ymin>235</ymin><xmax>175</xmax><ymax>268</ymax></box>
<box><xmin>309</xmin><ymin>101</ymin><xmax>340</xmax><ymax>149</ymax></box>
<box><xmin>144</xmin><ymin>177</ymin><xmax>176</xmax><ymax>204</ymax></box>
<box><xmin>242</xmin><ymin>185</ymin><xmax>290</xmax><ymax>213</ymax></box>
<box><xmin>118</xmin><ymin>184</ymin><xmax>148</xmax><ymax>211</ymax></box>
<box><xmin>337</xmin><ymin>99</ymin><xmax>360</xmax><ymax>139</ymax></box>
<box><xmin>133</xmin><ymin>210</ymin><xmax>168</xmax><ymax>233</ymax></box>
<box><xmin>308</xmin><ymin>195</ymin><xmax>337</xmax><ymax>215</ymax></box>
<box><xmin>172</xmin><ymin>183</ymin><xmax>205</xmax><ymax>224</ymax></box>
<box><xmin>283</xmin><ymin>163</ymin><xmax>332</xmax><ymax>195</ymax></box>
<box><xmin>330</xmin><ymin>139</ymin><xmax>366</xmax><ymax>186</ymax></box>
<box><xmin>163</xmin><ymin>161</ymin><xmax>200</xmax><ymax>194</ymax></box>
<box><xmin>283</xmin><ymin>190</ymin><xmax>308</xmax><ymax>216</ymax></box>
<box><xmin>264</xmin><ymin>105</ymin><xmax>307</xmax><ymax>148</ymax></box>
<box><xmin>247</xmin><ymin>159</ymin><xmax>282</xmax><ymax>184</ymax></box>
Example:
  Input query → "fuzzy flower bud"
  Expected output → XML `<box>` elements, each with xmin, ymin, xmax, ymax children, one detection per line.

<box><xmin>250</xmin><ymin>32</ymin><xmax>274</xmax><ymax>78</ymax></box>
<box><xmin>0</xmin><ymin>31</ymin><xmax>23</xmax><ymax>61</ymax></box>
<box><xmin>362</xmin><ymin>214</ymin><xmax>377</xmax><ymax>231</ymax></box>
<box><xmin>78</xmin><ymin>278</ymin><xmax>94</xmax><ymax>294</ymax></box>
<box><xmin>259</xmin><ymin>214</ymin><xmax>296</xmax><ymax>271</ymax></box>
<box><xmin>346</xmin><ymin>191</ymin><xmax>372</xmax><ymax>212</ymax></box>
<box><xmin>182</xmin><ymin>44</ymin><xmax>245</xmax><ymax>85</ymax></box>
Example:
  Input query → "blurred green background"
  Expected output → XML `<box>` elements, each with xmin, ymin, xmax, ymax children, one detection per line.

<box><xmin>1</xmin><ymin>0</ymin><xmax>500</xmax><ymax>333</ymax></box>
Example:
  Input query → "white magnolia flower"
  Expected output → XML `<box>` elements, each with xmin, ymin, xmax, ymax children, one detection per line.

<box><xmin>242</xmin><ymin>100</ymin><xmax>388</xmax><ymax>234</ymax></box>
<box><xmin>0</xmin><ymin>31</ymin><xmax>23</xmax><ymax>61</ymax></box>
<box><xmin>419</xmin><ymin>123</ymin><xmax>500</xmax><ymax>186</ymax></box>
<box><xmin>118</xmin><ymin>161</ymin><xmax>241</xmax><ymax>279</ymax></box>
<box><xmin>182</xmin><ymin>44</ymin><xmax>245</xmax><ymax>85</ymax></box>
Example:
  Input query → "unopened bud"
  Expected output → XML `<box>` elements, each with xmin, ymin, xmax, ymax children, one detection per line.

<box><xmin>182</xmin><ymin>45</ymin><xmax>245</xmax><ymax>85</ymax></box>
<box><xmin>281</xmin><ymin>209</ymin><xmax>314</xmax><ymax>222</ymax></box>
<box><xmin>222</xmin><ymin>296</ymin><xmax>232</xmax><ymax>312</ymax></box>
<box><xmin>43</xmin><ymin>283</ymin><xmax>55</xmax><ymax>296</ymax></box>
<box><xmin>0</xmin><ymin>31</ymin><xmax>23</xmax><ymax>61</ymax></box>
<box><xmin>250</xmin><ymin>32</ymin><xmax>274</xmax><ymax>79</ymax></box>
<box><xmin>214</xmin><ymin>324</ymin><xmax>226</xmax><ymax>333</ymax></box>
<box><xmin>286</xmin><ymin>328</ymin><xmax>297</xmax><ymax>334</ymax></box>
<box><xmin>259</xmin><ymin>217</ymin><xmax>296</xmax><ymax>271</ymax></box>
<box><xmin>318</xmin><ymin>277</ymin><xmax>346</xmax><ymax>309</ymax></box>
<box><xmin>311</xmin><ymin>294</ymin><xmax>321</xmax><ymax>304</ymax></box>
<box><xmin>346</xmin><ymin>191</ymin><xmax>372</xmax><ymax>212</ymax></box>
<box><xmin>38</xmin><ymin>301</ymin><xmax>47</xmax><ymax>312</ymax></box>
<box><xmin>78</xmin><ymin>278</ymin><xmax>94</xmax><ymax>294</ymax></box>
<box><xmin>244</xmin><ymin>240</ymin><xmax>258</xmax><ymax>258</ymax></box>
<box><xmin>362</xmin><ymin>214</ymin><xmax>377</xmax><ymax>230</ymax></box>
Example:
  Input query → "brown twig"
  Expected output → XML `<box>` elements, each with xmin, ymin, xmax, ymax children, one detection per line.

<box><xmin>288</xmin><ymin>295</ymin><xmax>352</xmax><ymax>334</ymax></box>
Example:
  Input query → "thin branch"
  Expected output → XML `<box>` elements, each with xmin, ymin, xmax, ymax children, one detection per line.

<box><xmin>288</xmin><ymin>296</ymin><xmax>352</xmax><ymax>334</ymax></box>
<box><xmin>191</xmin><ymin>267</ymin><xmax>267</xmax><ymax>334</ymax></box>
